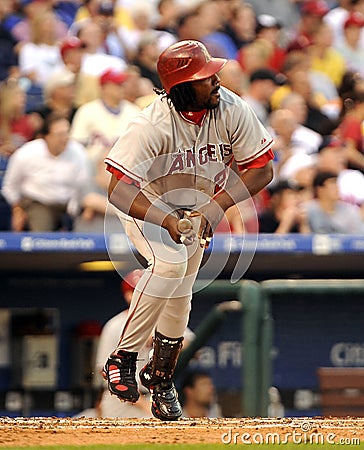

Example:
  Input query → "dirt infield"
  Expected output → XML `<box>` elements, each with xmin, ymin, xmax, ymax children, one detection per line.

<box><xmin>0</xmin><ymin>417</ymin><xmax>364</xmax><ymax>447</ymax></box>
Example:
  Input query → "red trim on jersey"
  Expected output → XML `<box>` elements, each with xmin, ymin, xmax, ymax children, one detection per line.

<box><xmin>238</xmin><ymin>148</ymin><xmax>274</xmax><ymax>171</ymax></box>
<box><xmin>105</xmin><ymin>157</ymin><xmax>143</xmax><ymax>182</ymax></box>
<box><xmin>117</xmin><ymin>219</ymin><xmax>155</xmax><ymax>346</ymax></box>
<box><xmin>106</xmin><ymin>164</ymin><xmax>140</xmax><ymax>189</ymax></box>
<box><xmin>235</xmin><ymin>139</ymin><xmax>274</xmax><ymax>164</ymax></box>
<box><xmin>106</xmin><ymin>164</ymin><xmax>141</xmax><ymax>188</ymax></box>
<box><xmin>180</xmin><ymin>109</ymin><xmax>207</xmax><ymax>126</ymax></box>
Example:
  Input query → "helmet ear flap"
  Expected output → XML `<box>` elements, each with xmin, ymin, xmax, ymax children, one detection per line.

<box><xmin>157</xmin><ymin>40</ymin><xmax>227</xmax><ymax>93</ymax></box>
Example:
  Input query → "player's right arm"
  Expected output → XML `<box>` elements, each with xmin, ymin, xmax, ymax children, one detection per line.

<box><xmin>108</xmin><ymin>173</ymin><xmax>182</xmax><ymax>244</ymax></box>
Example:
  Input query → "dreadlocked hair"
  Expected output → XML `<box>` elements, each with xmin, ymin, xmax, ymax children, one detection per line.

<box><xmin>167</xmin><ymin>82</ymin><xmax>197</xmax><ymax>111</ymax></box>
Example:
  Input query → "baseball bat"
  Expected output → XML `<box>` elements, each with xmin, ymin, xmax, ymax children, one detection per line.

<box><xmin>177</xmin><ymin>218</ymin><xmax>193</xmax><ymax>233</ymax></box>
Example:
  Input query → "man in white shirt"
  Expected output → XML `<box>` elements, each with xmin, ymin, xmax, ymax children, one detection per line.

<box><xmin>2</xmin><ymin>114</ymin><xmax>90</xmax><ymax>231</ymax></box>
<box><xmin>317</xmin><ymin>135</ymin><xmax>364</xmax><ymax>207</ymax></box>
<box><xmin>305</xmin><ymin>171</ymin><xmax>364</xmax><ymax>233</ymax></box>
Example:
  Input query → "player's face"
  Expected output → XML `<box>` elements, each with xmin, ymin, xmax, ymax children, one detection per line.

<box><xmin>190</xmin><ymin>73</ymin><xmax>221</xmax><ymax>110</ymax></box>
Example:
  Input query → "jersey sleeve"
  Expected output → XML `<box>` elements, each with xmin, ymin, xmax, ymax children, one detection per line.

<box><xmin>238</xmin><ymin>148</ymin><xmax>274</xmax><ymax>171</ymax></box>
<box><xmin>104</xmin><ymin>116</ymin><xmax>162</xmax><ymax>184</ymax></box>
<box><xmin>229</xmin><ymin>98</ymin><xmax>274</xmax><ymax>165</ymax></box>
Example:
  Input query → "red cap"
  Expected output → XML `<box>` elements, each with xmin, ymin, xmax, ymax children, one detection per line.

<box><xmin>121</xmin><ymin>269</ymin><xmax>144</xmax><ymax>294</ymax></box>
<box><xmin>301</xmin><ymin>0</ymin><xmax>329</xmax><ymax>17</ymax></box>
<box><xmin>60</xmin><ymin>36</ymin><xmax>84</xmax><ymax>59</ymax></box>
<box><xmin>100</xmin><ymin>69</ymin><xmax>128</xmax><ymax>85</ymax></box>
<box><xmin>344</xmin><ymin>12</ymin><xmax>364</xmax><ymax>29</ymax></box>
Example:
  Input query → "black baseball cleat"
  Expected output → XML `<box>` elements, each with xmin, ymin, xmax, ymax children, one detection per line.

<box><xmin>150</xmin><ymin>380</ymin><xmax>183</xmax><ymax>421</ymax></box>
<box><xmin>140</xmin><ymin>363</ymin><xmax>182</xmax><ymax>421</ymax></box>
<box><xmin>103</xmin><ymin>350</ymin><xmax>140</xmax><ymax>403</ymax></box>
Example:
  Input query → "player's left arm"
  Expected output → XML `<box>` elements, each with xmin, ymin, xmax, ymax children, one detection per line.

<box><xmin>197</xmin><ymin>158</ymin><xmax>273</xmax><ymax>247</ymax></box>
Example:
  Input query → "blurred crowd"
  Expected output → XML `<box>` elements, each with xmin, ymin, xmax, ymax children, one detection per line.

<box><xmin>1</xmin><ymin>0</ymin><xmax>364</xmax><ymax>234</ymax></box>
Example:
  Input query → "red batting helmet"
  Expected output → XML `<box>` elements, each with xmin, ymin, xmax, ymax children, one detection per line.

<box><xmin>121</xmin><ymin>269</ymin><xmax>144</xmax><ymax>294</ymax></box>
<box><xmin>157</xmin><ymin>40</ymin><xmax>227</xmax><ymax>94</ymax></box>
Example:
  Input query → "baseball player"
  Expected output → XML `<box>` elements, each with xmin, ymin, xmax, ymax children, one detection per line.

<box><xmin>103</xmin><ymin>40</ymin><xmax>274</xmax><ymax>421</ymax></box>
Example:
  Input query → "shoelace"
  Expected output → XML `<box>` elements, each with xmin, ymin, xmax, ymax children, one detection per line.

<box><xmin>114</xmin><ymin>354</ymin><xmax>137</xmax><ymax>383</ymax></box>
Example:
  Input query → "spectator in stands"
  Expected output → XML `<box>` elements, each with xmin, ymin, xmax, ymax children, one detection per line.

<box><xmin>258</xmin><ymin>180</ymin><xmax>311</xmax><ymax>234</ymax></box>
<box><xmin>3</xmin><ymin>0</ymin><xmax>68</xmax><ymax>44</ymax></box>
<box><xmin>70</xmin><ymin>0</ymin><xmax>130</xmax><ymax>62</ymax></box>
<box><xmin>175</xmin><ymin>7</ymin><xmax>207</xmax><ymax>43</ymax></box>
<box><xmin>324</xmin><ymin>0</ymin><xmax>359</xmax><ymax>47</ymax></box>
<box><xmin>237</xmin><ymin>39</ymin><xmax>273</xmax><ymax>77</ymax></box>
<box><xmin>268</xmin><ymin>108</ymin><xmax>320</xmax><ymax>187</ymax></box>
<box><xmin>225</xmin><ymin>2</ymin><xmax>256</xmax><ymax>50</ymax></box>
<box><xmin>282</xmin><ymin>70</ymin><xmax>338</xmax><ymax>134</ymax></box>
<box><xmin>78</xmin><ymin>21</ymin><xmax>127</xmax><ymax>77</ymax></box>
<box><xmin>338</xmin><ymin>69</ymin><xmax>364</xmax><ymax>102</ymax></box>
<box><xmin>70</xmin><ymin>69</ymin><xmax>140</xmax><ymax>231</ymax></box>
<box><xmin>180</xmin><ymin>370</ymin><xmax>222</xmax><ymax>418</ymax></box>
<box><xmin>194</xmin><ymin>1</ymin><xmax>238</xmax><ymax>59</ymax></box>
<box><xmin>121</xmin><ymin>65</ymin><xmax>156</xmax><ymax>108</ymax></box>
<box><xmin>219</xmin><ymin>59</ymin><xmax>247</xmax><ymax>97</ymax></box>
<box><xmin>254</xmin><ymin>14</ymin><xmax>286</xmax><ymax>73</ymax></box>
<box><xmin>242</xmin><ymin>68</ymin><xmax>282</xmax><ymax>126</ymax></box>
<box><xmin>91</xmin><ymin>0</ymin><xmax>129</xmax><ymax>60</ymax></box>
<box><xmin>117</xmin><ymin>1</ymin><xmax>176</xmax><ymax>62</ymax></box>
<box><xmin>31</xmin><ymin>69</ymin><xmax>78</xmax><ymax>124</ymax></box>
<box><xmin>18</xmin><ymin>9</ymin><xmax>63</xmax><ymax>113</ymax></box>
<box><xmin>154</xmin><ymin>0</ymin><xmax>180</xmax><ymax>36</ymax></box>
<box><xmin>132</xmin><ymin>31</ymin><xmax>163</xmax><ymax>89</ymax></box>
<box><xmin>271</xmin><ymin>50</ymin><xmax>340</xmax><ymax>122</ymax></box>
<box><xmin>52</xmin><ymin>0</ymin><xmax>79</xmax><ymax>29</ymax></box>
<box><xmin>307</xmin><ymin>22</ymin><xmax>346</xmax><ymax>88</ymax></box>
<box><xmin>292</xmin><ymin>0</ymin><xmax>330</xmax><ymax>46</ymax></box>
<box><xmin>0</xmin><ymin>0</ymin><xmax>18</xmax><ymax>81</ymax></box>
<box><xmin>335</xmin><ymin>12</ymin><xmax>364</xmax><ymax>77</ymax></box>
<box><xmin>210</xmin><ymin>0</ymin><xmax>244</xmax><ymax>37</ymax></box>
<box><xmin>247</xmin><ymin>0</ymin><xmax>301</xmax><ymax>31</ymax></box>
<box><xmin>278</xmin><ymin>153</ymin><xmax>317</xmax><ymax>201</ymax></box>
<box><xmin>74</xmin><ymin>0</ymin><xmax>133</xmax><ymax>31</ymax></box>
<box><xmin>278</xmin><ymin>93</ymin><xmax>323</xmax><ymax>152</ymax></box>
<box><xmin>336</xmin><ymin>90</ymin><xmax>364</xmax><ymax>172</ymax></box>
<box><xmin>316</xmin><ymin>135</ymin><xmax>364</xmax><ymax>208</ymax></box>
<box><xmin>0</xmin><ymin>77</ymin><xmax>42</xmax><ymax>230</ymax></box>
<box><xmin>2</xmin><ymin>113</ymin><xmax>90</xmax><ymax>232</ymax></box>
<box><xmin>59</xmin><ymin>36</ymin><xmax>99</xmax><ymax>108</ymax></box>
<box><xmin>305</xmin><ymin>171</ymin><xmax>364</xmax><ymax>233</ymax></box>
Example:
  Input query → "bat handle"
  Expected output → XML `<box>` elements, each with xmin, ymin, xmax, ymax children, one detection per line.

<box><xmin>177</xmin><ymin>218</ymin><xmax>193</xmax><ymax>233</ymax></box>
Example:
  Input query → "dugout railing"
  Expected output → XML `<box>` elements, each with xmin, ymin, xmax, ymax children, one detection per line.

<box><xmin>175</xmin><ymin>279</ymin><xmax>364</xmax><ymax>418</ymax></box>
<box><xmin>175</xmin><ymin>280</ymin><xmax>273</xmax><ymax>418</ymax></box>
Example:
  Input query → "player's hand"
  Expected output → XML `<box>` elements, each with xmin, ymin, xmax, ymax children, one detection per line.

<box><xmin>190</xmin><ymin>202</ymin><xmax>224</xmax><ymax>249</ymax></box>
<box><xmin>177</xmin><ymin>218</ymin><xmax>196</xmax><ymax>246</ymax></box>
<box><xmin>162</xmin><ymin>215</ymin><xmax>196</xmax><ymax>246</ymax></box>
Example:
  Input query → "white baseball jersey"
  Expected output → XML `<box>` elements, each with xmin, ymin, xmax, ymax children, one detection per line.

<box><xmin>71</xmin><ymin>99</ymin><xmax>140</xmax><ymax>166</ymax></box>
<box><xmin>105</xmin><ymin>87</ymin><xmax>273</xmax><ymax>208</ymax></box>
